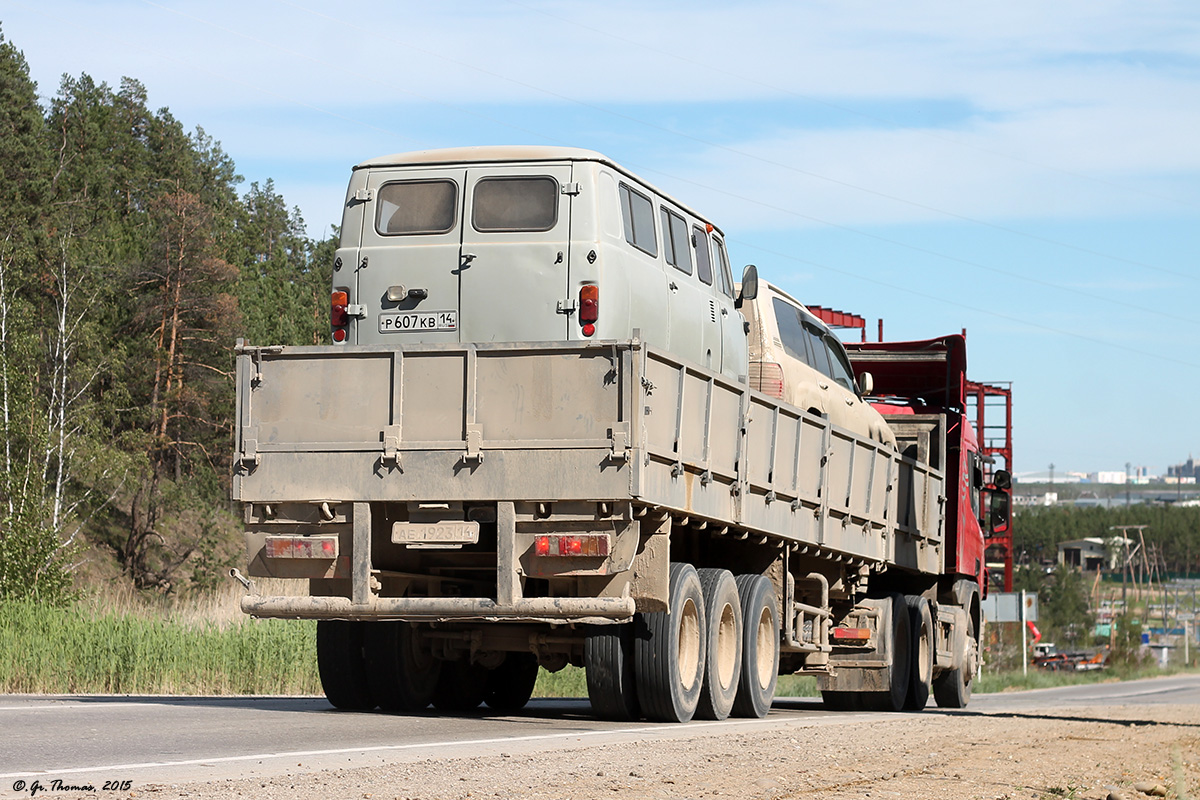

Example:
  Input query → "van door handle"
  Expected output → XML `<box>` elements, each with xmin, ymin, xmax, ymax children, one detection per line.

<box><xmin>461</xmin><ymin>253</ymin><xmax>476</xmax><ymax>265</ymax></box>
<box><xmin>845</xmin><ymin>397</ymin><xmax>854</xmax><ymax>406</ymax></box>
<box><xmin>818</xmin><ymin>382</ymin><xmax>829</xmax><ymax>390</ymax></box>
<box><xmin>669</xmin><ymin>282</ymin><xmax>679</xmax><ymax>292</ymax></box>
<box><xmin>721</xmin><ymin>307</ymin><xmax>729</xmax><ymax>316</ymax></box>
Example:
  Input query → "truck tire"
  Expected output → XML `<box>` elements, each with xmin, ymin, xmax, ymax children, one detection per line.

<box><xmin>585</xmin><ymin>623</ymin><xmax>640</xmax><ymax>720</ymax></box>
<box><xmin>432</xmin><ymin>659</ymin><xmax>488</xmax><ymax>712</ymax></box>
<box><xmin>484</xmin><ymin>652</ymin><xmax>540</xmax><ymax>713</ymax></box>
<box><xmin>904</xmin><ymin>595</ymin><xmax>934</xmax><ymax>711</ymax></box>
<box><xmin>635</xmin><ymin>562</ymin><xmax>706</xmax><ymax>723</ymax></box>
<box><xmin>863</xmin><ymin>593</ymin><xmax>911</xmax><ymax>712</ymax></box>
<box><xmin>731</xmin><ymin>573</ymin><xmax>779</xmax><ymax>719</ymax></box>
<box><xmin>695</xmin><ymin>569</ymin><xmax>743</xmax><ymax>721</ymax></box>
<box><xmin>364</xmin><ymin>621</ymin><xmax>441</xmax><ymax>713</ymax></box>
<box><xmin>316</xmin><ymin>620</ymin><xmax>375</xmax><ymax>711</ymax></box>
<box><xmin>933</xmin><ymin>601</ymin><xmax>976</xmax><ymax>709</ymax></box>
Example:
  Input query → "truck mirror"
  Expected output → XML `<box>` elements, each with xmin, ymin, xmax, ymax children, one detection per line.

<box><xmin>736</xmin><ymin>264</ymin><xmax>758</xmax><ymax>309</ymax></box>
<box><xmin>986</xmin><ymin>489</ymin><xmax>1011</xmax><ymax>534</ymax></box>
<box><xmin>857</xmin><ymin>371</ymin><xmax>874</xmax><ymax>397</ymax></box>
<box><xmin>993</xmin><ymin>469</ymin><xmax>1012</xmax><ymax>490</ymax></box>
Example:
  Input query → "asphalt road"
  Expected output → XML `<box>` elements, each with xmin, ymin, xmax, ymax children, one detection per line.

<box><xmin>2</xmin><ymin>675</ymin><xmax>1197</xmax><ymax>792</ymax></box>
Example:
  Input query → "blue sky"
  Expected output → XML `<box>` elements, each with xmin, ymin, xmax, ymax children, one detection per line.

<box><xmin>2</xmin><ymin>0</ymin><xmax>1198</xmax><ymax>478</ymax></box>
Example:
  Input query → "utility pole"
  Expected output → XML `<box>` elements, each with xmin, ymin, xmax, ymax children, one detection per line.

<box><xmin>1111</xmin><ymin>525</ymin><xmax>1148</xmax><ymax>616</ymax></box>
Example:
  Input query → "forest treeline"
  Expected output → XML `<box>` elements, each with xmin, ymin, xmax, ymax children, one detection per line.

<box><xmin>1014</xmin><ymin>504</ymin><xmax>1200</xmax><ymax>578</ymax></box>
<box><xmin>0</xmin><ymin>27</ymin><xmax>334</xmax><ymax>602</ymax></box>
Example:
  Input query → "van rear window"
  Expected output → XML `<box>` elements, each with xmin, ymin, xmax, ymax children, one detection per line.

<box><xmin>472</xmin><ymin>177</ymin><xmax>558</xmax><ymax>231</ymax></box>
<box><xmin>377</xmin><ymin>180</ymin><xmax>458</xmax><ymax>235</ymax></box>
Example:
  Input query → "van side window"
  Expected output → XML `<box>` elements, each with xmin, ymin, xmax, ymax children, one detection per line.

<box><xmin>618</xmin><ymin>183</ymin><xmax>657</xmax><ymax>256</ymax></box>
<box><xmin>712</xmin><ymin>237</ymin><xmax>734</xmax><ymax>298</ymax></box>
<box><xmin>824</xmin><ymin>335</ymin><xmax>858</xmax><ymax>392</ymax></box>
<box><xmin>661</xmin><ymin>208</ymin><xmax>692</xmax><ymax>275</ymax></box>
<box><xmin>693</xmin><ymin>225</ymin><xmax>713</xmax><ymax>285</ymax></box>
<box><xmin>473</xmin><ymin>177</ymin><xmax>558</xmax><ymax>231</ymax></box>
<box><xmin>377</xmin><ymin>180</ymin><xmax>458</xmax><ymax>235</ymax></box>
<box><xmin>772</xmin><ymin>297</ymin><xmax>813</xmax><ymax>365</ymax></box>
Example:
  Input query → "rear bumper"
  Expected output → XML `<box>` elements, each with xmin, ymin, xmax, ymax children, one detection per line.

<box><xmin>240</xmin><ymin>594</ymin><xmax>636</xmax><ymax>624</ymax></box>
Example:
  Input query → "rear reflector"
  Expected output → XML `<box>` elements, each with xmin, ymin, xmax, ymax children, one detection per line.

<box><xmin>579</xmin><ymin>284</ymin><xmax>599</xmax><ymax>323</ymax></box>
<box><xmin>832</xmin><ymin>627</ymin><xmax>871</xmax><ymax>643</ymax></box>
<box><xmin>264</xmin><ymin>535</ymin><xmax>339</xmax><ymax>559</ymax></box>
<box><xmin>331</xmin><ymin>290</ymin><xmax>349</xmax><ymax>328</ymax></box>
<box><xmin>533</xmin><ymin>534</ymin><xmax>610</xmax><ymax>557</ymax></box>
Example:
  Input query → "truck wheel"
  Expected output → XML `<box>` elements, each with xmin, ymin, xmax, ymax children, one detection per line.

<box><xmin>364</xmin><ymin>621</ymin><xmax>441</xmax><ymax>713</ymax></box>
<box><xmin>585</xmin><ymin>623</ymin><xmax>640</xmax><ymax>720</ymax></box>
<box><xmin>432</xmin><ymin>659</ymin><xmax>488</xmax><ymax>712</ymax></box>
<box><xmin>316</xmin><ymin>620</ymin><xmax>375</xmax><ymax>711</ymax></box>
<box><xmin>863</xmin><ymin>593</ymin><xmax>911</xmax><ymax>712</ymax></box>
<box><xmin>484</xmin><ymin>652</ymin><xmax>540</xmax><ymax>713</ymax></box>
<box><xmin>635</xmin><ymin>562</ymin><xmax>706</xmax><ymax>723</ymax></box>
<box><xmin>731</xmin><ymin>573</ymin><xmax>779</xmax><ymax>719</ymax></box>
<box><xmin>695</xmin><ymin>569</ymin><xmax>743</xmax><ymax>721</ymax></box>
<box><xmin>933</xmin><ymin>603</ymin><xmax>976</xmax><ymax>708</ymax></box>
<box><xmin>904</xmin><ymin>595</ymin><xmax>934</xmax><ymax>711</ymax></box>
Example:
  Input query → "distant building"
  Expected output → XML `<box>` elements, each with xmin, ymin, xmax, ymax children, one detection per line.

<box><xmin>1089</xmin><ymin>471</ymin><xmax>1128</xmax><ymax>484</ymax></box>
<box><xmin>1015</xmin><ymin>492</ymin><xmax>1058</xmax><ymax>506</ymax></box>
<box><xmin>1057</xmin><ymin>536</ymin><xmax>1132</xmax><ymax>571</ymax></box>
<box><xmin>1168</xmin><ymin>456</ymin><xmax>1198</xmax><ymax>480</ymax></box>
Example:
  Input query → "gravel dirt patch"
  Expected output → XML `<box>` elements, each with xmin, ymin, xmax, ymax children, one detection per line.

<box><xmin>130</xmin><ymin>703</ymin><xmax>1199</xmax><ymax>800</ymax></box>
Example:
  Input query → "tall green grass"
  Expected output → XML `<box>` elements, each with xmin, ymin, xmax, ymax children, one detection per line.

<box><xmin>0</xmin><ymin>599</ymin><xmax>321</xmax><ymax>695</ymax></box>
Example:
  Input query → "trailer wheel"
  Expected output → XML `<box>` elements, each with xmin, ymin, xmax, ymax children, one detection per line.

<box><xmin>695</xmin><ymin>569</ymin><xmax>743</xmax><ymax>720</ymax></box>
<box><xmin>933</xmin><ymin>602</ymin><xmax>976</xmax><ymax>708</ymax></box>
<box><xmin>635</xmin><ymin>562</ymin><xmax>706</xmax><ymax>723</ymax></box>
<box><xmin>863</xmin><ymin>593</ymin><xmax>911</xmax><ymax>712</ymax></box>
<box><xmin>484</xmin><ymin>652</ymin><xmax>540</xmax><ymax>713</ymax></box>
<box><xmin>316</xmin><ymin>620</ymin><xmax>375</xmax><ymax>711</ymax></box>
<box><xmin>904</xmin><ymin>595</ymin><xmax>934</xmax><ymax>711</ymax></box>
<box><xmin>432</xmin><ymin>659</ymin><xmax>488</xmax><ymax>712</ymax></box>
<box><xmin>731</xmin><ymin>573</ymin><xmax>779</xmax><ymax>719</ymax></box>
<box><xmin>585</xmin><ymin>623</ymin><xmax>640</xmax><ymax>720</ymax></box>
<box><xmin>365</xmin><ymin>622</ymin><xmax>441</xmax><ymax>713</ymax></box>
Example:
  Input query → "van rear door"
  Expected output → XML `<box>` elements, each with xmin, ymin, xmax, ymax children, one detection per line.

<box><xmin>357</xmin><ymin>168</ymin><xmax>466</xmax><ymax>344</ymax></box>
<box><xmin>459</xmin><ymin>165</ymin><xmax>572</xmax><ymax>343</ymax></box>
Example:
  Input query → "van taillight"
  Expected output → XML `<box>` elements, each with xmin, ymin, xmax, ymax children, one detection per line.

<box><xmin>331</xmin><ymin>290</ymin><xmax>348</xmax><ymax>342</ymax></box>
<box><xmin>579</xmin><ymin>284</ymin><xmax>598</xmax><ymax>337</ymax></box>
<box><xmin>751</xmin><ymin>361</ymin><xmax>784</xmax><ymax>398</ymax></box>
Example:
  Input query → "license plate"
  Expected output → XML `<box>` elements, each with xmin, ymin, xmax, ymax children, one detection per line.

<box><xmin>391</xmin><ymin>520</ymin><xmax>479</xmax><ymax>547</ymax></box>
<box><xmin>378</xmin><ymin>310</ymin><xmax>457</xmax><ymax>333</ymax></box>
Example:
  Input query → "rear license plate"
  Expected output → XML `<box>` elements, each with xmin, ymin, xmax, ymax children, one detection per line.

<box><xmin>378</xmin><ymin>310</ymin><xmax>457</xmax><ymax>333</ymax></box>
<box><xmin>391</xmin><ymin>520</ymin><xmax>479</xmax><ymax>547</ymax></box>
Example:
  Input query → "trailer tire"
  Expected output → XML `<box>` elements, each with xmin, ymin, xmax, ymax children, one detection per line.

<box><xmin>904</xmin><ymin>595</ymin><xmax>934</xmax><ymax>711</ymax></box>
<box><xmin>432</xmin><ymin>659</ymin><xmax>488</xmax><ymax>712</ymax></box>
<box><xmin>863</xmin><ymin>593</ymin><xmax>911</xmax><ymax>712</ymax></box>
<box><xmin>484</xmin><ymin>652</ymin><xmax>540</xmax><ymax>713</ymax></box>
<box><xmin>585</xmin><ymin>623</ymin><xmax>640</xmax><ymax>720</ymax></box>
<box><xmin>316</xmin><ymin>620</ymin><xmax>375</xmax><ymax>711</ymax></box>
<box><xmin>635</xmin><ymin>562</ymin><xmax>706</xmax><ymax>723</ymax></box>
<box><xmin>365</xmin><ymin>622</ymin><xmax>441</xmax><ymax>713</ymax></box>
<box><xmin>695</xmin><ymin>569</ymin><xmax>743</xmax><ymax>720</ymax></box>
<box><xmin>731</xmin><ymin>573</ymin><xmax>779</xmax><ymax>719</ymax></box>
<box><xmin>933</xmin><ymin>600</ymin><xmax>976</xmax><ymax>709</ymax></box>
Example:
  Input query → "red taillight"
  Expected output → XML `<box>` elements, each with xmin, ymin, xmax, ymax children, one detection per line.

<box><xmin>579</xmin><ymin>284</ymin><xmax>598</xmax><ymax>337</ymax></box>
<box><xmin>832</xmin><ymin>627</ymin><xmax>871</xmax><ymax>644</ymax></box>
<box><xmin>264</xmin><ymin>535</ymin><xmax>339</xmax><ymax>560</ymax></box>
<box><xmin>331</xmin><ymin>290</ymin><xmax>348</xmax><ymax>327</ymax></box>
<box><xmin>751</xmin><ymin>361</ymin><xmax>784</xmax><ymax>398</ymax></box>
<box><xmin>332</xmin><ymin>328</ymin><xmax>347</xmax><ymax>342</ymax></box>
<box><xmin>532</xmin><ymin>534</ymin><xmax>610</xmax><ymax>557</ymax></box>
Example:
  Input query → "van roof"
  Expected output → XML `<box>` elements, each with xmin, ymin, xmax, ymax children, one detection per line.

<box><xmin>354</xmin><ymin>146</ymin><xmax>723</xmax><ymax>234</ymax></box>
<box><xmin>355</xmin><ymin>145</ymin><xmax>608</xmax><ymax>170</ymax></box>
